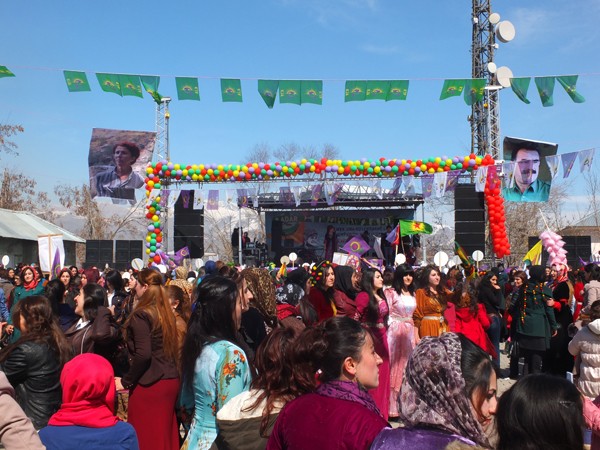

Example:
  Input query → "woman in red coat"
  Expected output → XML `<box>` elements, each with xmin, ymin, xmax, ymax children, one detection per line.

<box><xmin>308</xmin><ymin>261</ymin><xmax>336</xmax><ymax>322</ymax></box>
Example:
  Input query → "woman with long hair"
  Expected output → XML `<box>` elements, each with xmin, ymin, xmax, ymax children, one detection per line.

<box><xmin>179</xmin><ymin>276</ymin><xmax>251</xmax><ymax>450</ymax></box>
<box><xmin>332</xmin><ymin>265</ymin><xmax>360</xmax><ymax>318</ymax></box>
<box><xmin>371</xmin><ymin>333</ymin><xmax>497</xmax><ymax>449</ymax></box>
<box><xmin>384</xmin><ymin>263</ymin><xmax>418</xmax><ymax>419</ymax></box>
<box><xmin>0</xmin><ymin>296</ymin><xmax>71</xmax><ymax>429</ymax></box>
<box><xmin>57</xmin><ymin>268</ymin><xmax>72</xmax><ymax>295</ymax></box>
<box><xmin>308</xmin><ymin>261</ymin><xmax>336</xmax><ymax>322</ymax></box>
<box><xmin>214</xmin><ymin>326</ymin><xmax>308</xmax><ymax>449</ymax></box>
<box><xmin>115</xmin><ymin>268</ymin><xmax>180</xmax><ymax>450</ymax></box>
<box><xmin>241</xmin><ymin>268</ymin><xmax>278</xmax><ymax>353</ymax></box>
<box><xmin>285</xmin><ymin>268</ymin><xmax>317</xmax><ymax>327</ymax></box>
<box><xmin>477</xmin><ymin>271</ymin><xmax>505</xmax><ymax>367</ymax></box>
<box><xmin>323</xmin><ymin>225</ymin><xmax>337</xmax><ymax>262</ymax></box>
<box><xmin>6</xmin><ymin>266</ymin><xmax>45</xmax><ymax>343</ymax></box>
<box><xmin>39</xmin><ymin>353</ymin><xmax>138</xmax><ymax>450</ymax></box>
<box><xmin>44</xmin><ymin>279</ymin><xmax>78</xmax><ymax>332</ymax></box>
<box><xmin>353</xmin><ymin>268</ymin><xmax>390</xmax><ymax>420</ymax></box>
<box><xmin>497</xmin><ymin>374</ymin><xmax>584</xmax><ymax>450</ymax></box>
<box><xmin>165</xmin><ymin>284</ymin><xmax>191</xmax><ymax>355</ymax></box>
<box><xmin>267</xmin><ymin>316</ymin><xmax>388</xmax><ymax>449</ymax></box>
<box><xmin>413</xmin><ymin>265</ymin><xmax>449</xmax><ymax>338</ymax></box>
<box><xmin>64</xmin><ymin>283</ymin><xmax>118</xmax><ymax>358</ymax></box>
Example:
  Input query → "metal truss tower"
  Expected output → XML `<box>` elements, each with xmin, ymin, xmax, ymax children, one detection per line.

<box><xmin>470</xmin><ymin>0</ymin><xmax>500</xmax><ymax>159</ymax></box>
<box><xmin>154</xmin><ymin>97</ymin><xmax>171</xmax><ymax>161</ymax></box>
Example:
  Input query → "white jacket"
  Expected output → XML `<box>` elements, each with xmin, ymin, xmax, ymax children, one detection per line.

<box><xmin>569</xmin><ymin>318</ymin><xmax>600</xmax><ymax>398</ymax></box>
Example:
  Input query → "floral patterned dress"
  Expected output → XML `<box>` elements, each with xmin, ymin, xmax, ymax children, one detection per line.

<box><xmin>180</xmin><ymin>340</ymin><xmax>251</xmax><ymax>450</ymax></box>
<box><xmin>384</xmin><ymin>288</ymin><xmax>417</xmax><ymax>418</ymax></box>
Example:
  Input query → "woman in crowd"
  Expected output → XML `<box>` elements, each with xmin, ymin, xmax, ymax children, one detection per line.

<box><xmin>585</xmin><ymin>265</ymin><xmax>600</xmax><ymax>311</ymax></box>
<box><xmin>274</xmin><ymin>281</ymin><xmax>305</xmax><ymax>333</ymax></box>
<box><xmin>385</xmin><ymin>263</ymin><xmax>418</xmax><ymax>420</ymax></box>
<box><xmin>7</xmin><ymin>266</ymin><xmax>45</xmax><ymax>342</ymax></box>
<box><xmin>477</xmin><ymin>271</ymin><xmax>504</xmax><ymax>367</ymax></box>
<box><xmin>450</xmin><ymin>275</ymin><xmax>495</xmax><ymax>359</ymax></box>
<box><xmin>569</xmin><ymin>300</ymin><xmax>600</xmax><ymax>399</ymax></box>
<box><xmin>45</xmin><ymin>279</ymin><xmax>78</xmax><ymax>332</ymax></box>
<box><xmin>114</xmin><ymin>271</ymin><xmax>139</xmax><ymax>326</ymax></box>
<box><xmin>241</xmin><ymin>268</ymin><xmax>278</xmax><ymax>353</ymax></box>
<box><xmin>332</xmin><ymin>265</ymin><xmax>360</xmax><ymax>318</ymax></box>
<box><xmin>544</xmin><ymin>263</ymin><xmax>574</xmax><ymax>377</ymax></box>
<box><xmin>354</xmin><ymin>268</ymin><xmax>390</xmax><ymax>420</ymax></box>
<box><xmin>169</xmin><ymin>266</ymin><xmax>194</xmax><ymax>300</ymax></box>
<box><xmin>413</xmin><ymin>265</ymin><xmax>448</xmax><ymax>338</ymax></box>
<box><xmin>39</xmin><ymin>353</ymin><xmax>138</xmax><ymax>450</ymax></box>
<box><xmin>58</xmin><ymin>268</ymin><xmax>73</xmax><ymax>297</ymax></box>
<box><xmin>0</xmin><ymin>296</ymin><xmax>71</xmax><ymax>429</ymax></box>
<box><xmin>371</xmin><ymin>333</ymin><xmax>496</xmax><ymax>449</ymax></box>
<box><xmin>496</xmin><ymin>373</ymin><xmax>584</xmax><ymax>450</ymax></box>
<box><xmin>323</xmin><ymin>225</ymin><xmax>337</xmax><ymax>262</ymax></box>
<box><xmin>213</xmin><ymin>326</ymin><xmax>308</xmax><ymax>450</ymax></box>
<box><xmin>103</xmin><ymin>270</ymin><xmax>128</xmax><ymax>315</ymax></box>
<box><xmin>267</xmin><ymin>316</ymin><xmax>388</xmax><ymax>449</ymax></box>
<box><xmin>115</xmin><ymin>269</ymin><xmax>180</xmax><ymax>450</ymax></box>
<box><xmin>510</xmin><ymin>265</ymin><xmax>558</xmax><ymax>375</ymax></box>
<box><xmin>284</xmin><ymin>269</ymin><xmax>317</xmax><ymax>327</ymax></box>
<box><xmin>505</xmin><ymin>270</ymin><xmax>527</xmax><ymax>379</ymax></box>
<box><xmin>165</xmin><ymin>284</ymin><xmax>191</xmax><ymax>354</ymax></box>
<box><xmin>179</xmin><ymin>276</ymin><xmax>251</xmax><ymax>450</ymax></box>
<box><xmin>308</xmin><ymin>261</ymin><xmax>336</xmax><ymax>322</ymax></box>
<box><xmin>64</xmin><ymin>283</ymin><xmax>118</xmax><ymax>358</ymax></box>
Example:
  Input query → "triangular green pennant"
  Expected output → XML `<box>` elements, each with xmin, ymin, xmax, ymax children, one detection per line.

<box><xmin>258</xmin><ymin>80</ymin><xmax>279</xmax><ymax>108</ymax></box>
<box><xmin>279</xmin><ymin>80</ymin><xmax>301</xmax><ymax>105</ymax></box>
<box><xmin>63</xmin><ymin>70</ymin><xmax>91</xmax><ymax>92</ymax></box>
<box><xmin>175</xmin><ymin>77</ymin><xmax>200</xmax><ymax>101</ymax></box>
<box><xmin>221</xmin><ymin>79</ymin><xmax>243</xmax><ymax>102</ymax></box>
<box><xmin>386</xmin><ymin>80</ymin><xmax>409</xmax><ymax>101</ymax></box>
<box><xmin>557</xmin><ymin>75</ymin><xmax>585</xmax><ymax>104</ymax></box>
<box><xmin>140</xmin><ymin>76</ymin><xmax>163</xmax><ymax>104</ymax></box>
<box><xmin>365</xmin><ymin>81</ymin><xmax>390</xmax><ymax>100</ymax></box>
<box><xmin>300</xmin><ymin>80</ymin><xmax>322</xmax><ymax>105</ymax></box>
<box><xmin>96</xmin><ymin>73</ymin><xmax>122</xmax><ymax>96</ymax></box>
<box><xmin>345</xmin><ymin>81</ymin><xmax>367</xmax><ymax>102</ymax></box>
<box><xmin>0</xmin><ymin>66</ymin><xmax>15</xmax><ymax>78</ymax></box>
<box><xmin>463</xmin><ymin>78</ymin><xmax>486</xmax><ymax>105</ymax></box>
<box><xmin>440</xmin><ymin>79</ymin><xmax>465</xmax><ymax>100</ymax></box>
<box><xmin>534</xmin><ymin>76</ymin><xmax>555</xmax><ymax>107</ymax></box>
<box><xmin>119</xmin><ymin>75</ymin><xmax>143</xmax><ymax>98</ymax></box>
<box><xmin>509</xmin><ymin>77</ymin><xmax>531</xmax><ymax>104</ymax></box>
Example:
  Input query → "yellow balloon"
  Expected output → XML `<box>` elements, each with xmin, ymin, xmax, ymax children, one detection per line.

<box><xmin>428</xmin><ymin>168</ymin><xmax>435</xmax><ymax>174</ymax></box>
<box><xmin>410</xmin><ymin>161</ymin><xmax>417</xmax><ymax>168</ymax></box>
<box><xmin>146</xmin><ymin>236</ymin><xmax>151</xmax><ymax>242</ymax></box>
<box><xmin>152</xmin><ymin>215</ymin><xmax>159</xmax><ymax>222</ymax></box>
<box><xmin>374</xmin><ymin>166</ymin><xmax>381</xmax><ymax>174</ymax></box>
<box><xmin>420</xmin><ymin>164</ymin><xmax>427</xmax><ymax>171</ymax></box>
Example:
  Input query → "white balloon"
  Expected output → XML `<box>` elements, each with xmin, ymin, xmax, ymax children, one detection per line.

<box><xmin>1</xmin><ymin>255</ymin><xmax>9</xmax><ymax>266</ymax></box>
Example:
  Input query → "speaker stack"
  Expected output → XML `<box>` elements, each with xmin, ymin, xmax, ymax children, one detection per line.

<box><xmin>174</xmin><ymin>190</ymin><xmax>205</xmax><ymax>258</ymax></box>
<box><xmin>454</xmin><ymin>184</ymin><xmax>486</xmax><ymax>257</ymax></box>
<box><xmin>85</xmin><ymin>240</ymin><xmax>113</xmax><ymax>267</ymax></box>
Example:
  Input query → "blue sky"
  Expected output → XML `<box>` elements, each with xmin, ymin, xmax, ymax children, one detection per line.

<box><xmin>1</xmin><ymin>0</ymin><xmax>599</xmax><ymax>200</ymax></box>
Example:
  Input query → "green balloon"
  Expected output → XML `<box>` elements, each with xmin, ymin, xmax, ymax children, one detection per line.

<box><xmin>450</xmin><ymin>164</ymin><xmax>457</xmax><ymax>170</ymax></box>
<box><xmin>391</xmin><ymin>166</ymin><xmax>399</xmax><ymax>173</ymax></box>
<box><xmin>151</xmin><ymin>233</ymin><xmax>157</xmax><ymax>238</ymax></box>
<box><xmin>150</xmin><ymin>238</ymin><xmax>156</xmax><ymax>245</ymax></box>
<box><xmin>154</xmin><ymin>221</ymin><xmax>161</xmax><ymax>228</ymax></box>
<box><xmin>367</xmin><ymin>167</ymin><xmax>374</xmax><ymax>174</ymax></box>
<box><xmin>150</xmin><ymin>245</ymin><xmax>157</xmax><ymax>252</ymax></box>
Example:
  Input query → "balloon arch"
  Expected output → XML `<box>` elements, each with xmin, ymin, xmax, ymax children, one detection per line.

<box><xmin>142</xmin><ymin>152</ymin><xmax>510</xmax><ymax>266</ymax></box>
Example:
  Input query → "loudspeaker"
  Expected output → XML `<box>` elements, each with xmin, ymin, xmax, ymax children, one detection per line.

<box><xmin>115</xmin><ymin>240</ymin><xmax>143</xmax><ymax>263</ymax></box>
<box><xmin>454</xmin><ymin>184</ymin><xmax>486</xmax><ymax>256</ymax></box>
<box><xmin>85</xmin><ymin>240</ymin><xmax>99</xmax><ymax>263</ymax></box>
<box><xmin>174</xmin><ymin>191</ymin><xmax>204</xmax><ymax>258</ymax></box>
<box><xmin>86</xmin><ymin>240</ymin><xmax>113</xmax><ymax>264</ymax></box>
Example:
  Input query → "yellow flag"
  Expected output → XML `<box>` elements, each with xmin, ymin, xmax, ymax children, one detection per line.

<box><xmin>523</xmin><ymin>240</ymin><xmax>543</xmax><ymax>266</ymax></box>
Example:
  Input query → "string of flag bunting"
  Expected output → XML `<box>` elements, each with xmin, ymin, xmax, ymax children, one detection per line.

<box><xmin>0</xmin><ymin>65</ymin><xmax>586</xmax><ymax>107</ymax></box>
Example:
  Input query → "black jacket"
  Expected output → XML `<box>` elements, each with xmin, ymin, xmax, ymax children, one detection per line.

<box><xmin>0</xmin><ymin>341</ymin><xmax>62</xmax><ymax>429</ymax></box>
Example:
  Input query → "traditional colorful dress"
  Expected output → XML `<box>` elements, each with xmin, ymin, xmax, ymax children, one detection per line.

<box><xmin>413</xmin><ymin>288</ymin><xmax>448</xmax><ymax>338</ymax></box>
<box><xmin>180</xmin><ymin>341</ymin><xmax>251</xmax><ymax>450</ymax></box>
<box><xmin>384</xmin><ymin>288</ymin><xmax>416</xmax><ymax>418</ymax></box>
<box><xmin>354</xmin><ymin>292</ymin><xmax>390</xmax><ymax>421</ymax></box>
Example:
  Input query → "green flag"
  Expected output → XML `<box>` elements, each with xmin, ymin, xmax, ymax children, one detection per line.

<box><xmin>63</xmin><ymin>70</ymin><xmax>91</xmax><ymax>92</ymax></box>
<box><xmin>534</xmin><ymin>76</ymin><xmax>555</xmax><ymax>107</ymax></box>
<box><xmin>386</xmin><ymin>80</ymin><xmax>409</xmax><ymax>101</ymax></box>
<box><xmin>440</xmin><ymin>79</ymin><xmax>465</xmax><ymax>100</ymax></box>
<box><xmin>258</xmin><ymin>80</ymin><xmax>279</xmax><ymax>108</ymax></box>
<box><xmin>300</xmin><ymin>80</ymin><xmax>322</xmax><ymax>105</ymax></box>
<box><xmin>463</xmin><ymin>78</ymin><xmax>486</xmax><ymax>105</ymax></box>
<box><xmin>0</xmin><ymin>66</ymin><xmax>15</xmax><ymax>78</ymax></box>
<box><xmin>399</xmin><ymin>219</ymin><xmax>433</xmax><ymax>236</ymax></box>
<box><xmin>345</xmin><ymin>80</ymin><xmax>367</xmax><ymax>102</ymax></box>
<box><xmin>279</xmin><ymin>80</ymin><xmax>301</xmax><ymax>105</ymax></box>
<box><xmin>557</xmin><ymin>75</ymin><xmax>585</xmax><ymax>103</ymax></box>
<box><xmin>119</xmin><ymin>75</ymin><xmax>143</xmax><ymax>98</ymax></box>
<box><xmin>221</xmin><ymin>79</ymin><xmax>242</xmax><ymax>102</ymax></box>
<box><xmin>510</xmin><ymin>77</ymin><xmax>531</xmax><ymax>104</ymax></box>
<box><xmin>96</xmin><ymin>73</ymin><xmax>122</xmax><ymax>96</ymax></box>
<box><xmin>365</xmin><ymin>81</ymin><xmax>389</xmax><ymax>100</ymax></box>
<box><xmin>175</xmin><ymin>77</ymin><xmax>200</xmax><ymax>101</ymax></box>
<box><xmin>140</xmin><ymin>76</ymin><xmax>162</xmax><ymax>103</ymax></box>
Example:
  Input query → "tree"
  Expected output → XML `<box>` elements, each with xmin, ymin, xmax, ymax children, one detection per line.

<box><xmin>0</xmin><ymin>168</ymin><xmax>55</xmax><ymax>222</ymax></box>
<box><xmin>244</xmin><ymin>142</ymin><xmax>272</xmax><ymax>164</ymax></box>
<box><xmin>0</xmin><ymin>124</ymin><xmax>24</xmax><ymax>156</ymax></box>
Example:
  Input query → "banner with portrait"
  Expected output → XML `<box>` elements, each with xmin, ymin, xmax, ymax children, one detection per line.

<box><xmin>89</xmin><ymin>128</ymin><xmax>156</xmax><ymax>204</ymax></box>
<box><xmin>501</xmin><ymin>136</ymin><xmax>558</xmax><ymax>203</ymax></box>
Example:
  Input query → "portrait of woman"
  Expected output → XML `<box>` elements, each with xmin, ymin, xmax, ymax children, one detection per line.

<box><xmin>94</xmin><ymin>141</ymin><xmax>145</xmax><ymax>202</ymax></box>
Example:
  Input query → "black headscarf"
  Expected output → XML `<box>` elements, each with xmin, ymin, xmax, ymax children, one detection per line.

<box><xmin>334</xmin><ymin>265</ymin><xmax>358</xmax><ymax>300</ymax></box>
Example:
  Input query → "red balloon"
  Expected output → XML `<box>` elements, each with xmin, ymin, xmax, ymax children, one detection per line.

<box><xmin>153</xmin><ymin>255</ymin><xmax>161</xmax><ymax>263</ymax></box>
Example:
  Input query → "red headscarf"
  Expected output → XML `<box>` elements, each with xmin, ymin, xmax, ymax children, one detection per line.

<box><xmin>48</xmin><ymin>354</ymin><xmax>118</xmax><ymax>428</ymax></box>
<box><xmin>21</xmin><ymin>266</ymin><xmax>40</xmax><ymax>291</ymax></box>
<box><xmin>551</xmin><ymin>263</ymin><xmax>569</xmax><ymax>290</ymax></box>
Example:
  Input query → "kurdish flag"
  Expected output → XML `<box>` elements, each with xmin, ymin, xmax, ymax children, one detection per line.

<box><xmin>63</xmin><ymin>71</ymin><xmax>91</xmax><ymax>92</ymax></box>
<box><xmin>454</xmin><ymin>241</ymin><xmax>473</xmax><ymax>267</ymax></box>
<box><xmin>523</xmin><ymin>240</ymin><xmax>543</xmax><ymax>266</ymax></box>
<box><xmin>399</xmin><ymin>219</ymin><xmax>433</xmax><ymax>236</ymax></box>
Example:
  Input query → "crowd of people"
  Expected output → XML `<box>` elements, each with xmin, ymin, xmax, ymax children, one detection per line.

<box><xmin>0</xmin><ymin>257</ymin><xmax>599</xmax><ymax>449</ymax></box>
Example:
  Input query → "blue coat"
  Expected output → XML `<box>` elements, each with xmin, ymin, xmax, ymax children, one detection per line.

<box><xmin>39</xmin><ymin>421</ymin><xmax>139</xmax><ymax>450</ymax></box>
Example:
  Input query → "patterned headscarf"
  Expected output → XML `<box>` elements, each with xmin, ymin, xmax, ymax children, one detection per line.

<box><xmin>242</xmin><ymin>268</ymin><xmax>277</xmax><ymax>322</ymax></box>
<box><xmin>399</xmin><ymin>333</ymin><xmax>491</xmax><ymax>448</ymax></box>
<box><xmin>275</xmin><ymin>283</ymin><xmax>305</xmax><ymax>307</ymax></box>
<box><xmin>551</xmin><ymin>263</ymin><xmax>569</xmax><ymax>290</ymax></box>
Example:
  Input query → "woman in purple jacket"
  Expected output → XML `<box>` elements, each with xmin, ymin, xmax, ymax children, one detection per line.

<box><xmin>267</xmin><ymin>316</ymin><xmax>388</xmax><ymax>450</ymax></box>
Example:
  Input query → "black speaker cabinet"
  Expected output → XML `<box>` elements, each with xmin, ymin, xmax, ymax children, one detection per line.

<box><xmin>454</xmin><ymin>184</ymin><xmax>486</xmax><ymax>256</ymax></box>
<box><xmin>174</xmin><ymin>190</ymin><xmax>204</xmax><ymax>258</ymax></box>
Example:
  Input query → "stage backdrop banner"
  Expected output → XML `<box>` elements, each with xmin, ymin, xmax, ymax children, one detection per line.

<box><xmin>88</xmin><ymin>128</ymin><xmax>156</xmax><ymax>204</ymax></box>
